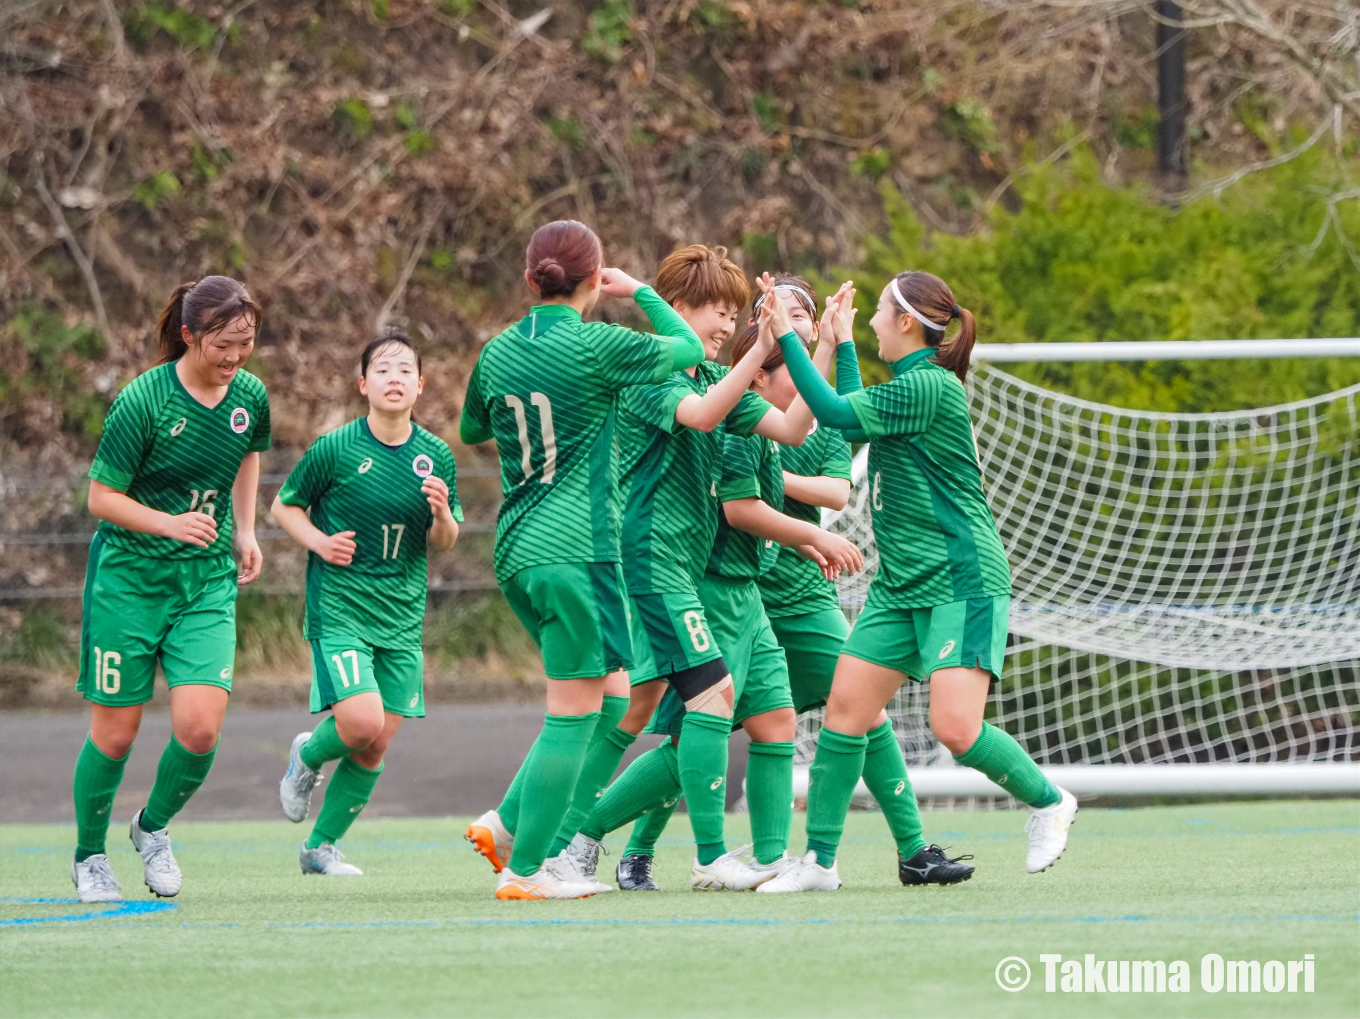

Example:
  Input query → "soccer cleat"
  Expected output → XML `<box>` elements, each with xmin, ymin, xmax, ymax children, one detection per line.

<box><xmin>546</xmin><ymin>852</ymin><xmax>612</xmax><ymax>894</ymax></box>
<box><xmin>1024</xmin><ymin>787</ymin><xmax>1078</xmax><ymax>873</ymax></box>
<box><xmin>558</xmin><ymin>833</ymin><xmax>612</xmax><ymax>893</ymax></box>
<box><xmin>464</xmin><ymin>809</ymin><xmax>513</xmax><ymax>873</ymax></box>
<box><xmin>616</xmin><ymin>853</ymin><xmax>659</xmax><ymax>891</ymax></box>
<box><xmin>279</xmin><ymin>732</ymin><xmax>321</xmax><ymax>823</ymax></box>
<box><xmin>71</xmin><ymin>854</ymin><xmax>122</xmax><ymax>903</ymax></box>
<box><xmin>129</xmin><ymin>810</ymin><xmax>182</xmax><ymax>898</ymax></box>
<box><xmin>755</xmin><ymin>850</ymin><xmax>842</xmax><ymax>894</ymax></box>
<box><xmin>690</xmin><ymin>845</ymin><xmax>772</xmax><ymax>891</ymax></box>
<box><xmin>747</xmin><ymin>855</ymin><xmax>802</xmax><ymax>882</ymax></box>
<box><xmin>494</xmin><ymin>865</ymin><xmax>597</xmax><ymax>900</ymax></box>
<box><xmin>899</xmin><ymin>844</ymin><xmax>976</xmax><ymax>886</ymax></box>
<box><xmin>300</xmin><ymin>842</ymin><xmax>363</xmax><ymax>876</ymax></box>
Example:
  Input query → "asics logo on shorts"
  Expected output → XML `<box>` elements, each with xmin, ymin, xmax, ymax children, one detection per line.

<box><xmin>409</xmin><ymin>695</ymin><xmax>419</xmax><ymax>708</ymax></box>
<box><xmin>219</xmin><ymin>666</ymin><xmax>232</xmax><ymax>679</ymax></box>
<box><xmin>938</xmin><ymin>640</ymin><xmax>956</xmax><ymax>660</ymax></box>
<box><xmin>170</xmin><ymin>417</ymin><xmax>187</xmax><ymax>437</ymax></box>
<box><xmin>358</xmin><ymin>457</ymin><xmax>373</xmax><ymax>474</ymax></box>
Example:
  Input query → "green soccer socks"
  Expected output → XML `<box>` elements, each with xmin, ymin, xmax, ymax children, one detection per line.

<box><xmin>308</xmin><ymin>757</ymin><xmax>384</xmax><ymax>849</ymax></box>
<box><xmin>550</xmin><ymin>695</ymin><xmax>634</xmax><ymax>855</ymax></box>
<box><xmin>804</xmin><ymin>727</ymin><xmax>868</xmax><ymax>868</ymax></box>
<box><xmin>861</xmin><ymin>721</ymin><xmax>926</xmax><ymax>859</ymax></box>
<box><xmin>746</xmin><ymin>740</ymin><xmax>795</xmax><ymax>865</ymax></box>
<box><xmin>954</xmin><ymin>722</ymin><xmax>1060</xmax><ymax>808</ymax></box>
<box><xmin>141</xmin><ymin>736</ymin><xmax>217</xmax><ymax>832</ymax></box>
<box><xmin>506</xmin><ymin>713</ymin><xmax>598</xmax><ymax>876</ymax></box>
<box><xmin>300</xmin><ymin>716</ymin><xmax>354</xmax><ymax>772</ymax></box>
<box><xmin>623</xmin><ymin>796</ymin><xmax>679</xmax><ymax>857</ymax></box>
<box><xmin>678</xmin><ymin>711</ymin><xmax>732</xmax><ymax>865</ymax></box>
<box><xmin>73</xmin><ymin>736</ymin><xmax>129</xmax><ymax>861</ymax></box>
<box><xmin>580</xmin><ymin>742</ymin><xmax>681</xmax><ymax>842</ymax></box>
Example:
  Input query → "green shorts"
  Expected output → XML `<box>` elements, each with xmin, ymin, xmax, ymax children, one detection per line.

<box><xmin>630</xmin><ymin>587</ymin><xmax>722</xmax><ymax>679</ymax></box>
<box><xmin>501</xmin><ymin>562</ymin><xmax>632</xmax><ymax>680</ymax></box>
<box><xmin>842</xmin><ymin>592</ymin><xmax>1010</xmax><ymax>682</ymax></box>
<box><xmin>311</xmin><ymin>637</ymin><xmax>425</xmax><ymax>717</ymax></box>
<box><xmin>768</xmin><ymin>608</ymin><xmax>849</xmax><ymax>713</ymax></box>
<box><xmin>625</xmin><ymin>599</ymin><xmax>659</xmax><ymax>685</ymax></box>
<box><xmin>647</xmin><ymin>577</ymin><xmax>792</xmax><ymax>736</ymax></box>
<box><xmin>78</xmin><ymin>535</ymin><xmax>238</xmax><ymax>706</ymax></box>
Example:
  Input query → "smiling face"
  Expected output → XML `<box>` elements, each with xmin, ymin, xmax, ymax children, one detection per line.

<box><xmin>184</xmin><ymin>314</ymin><xmax>256</xmax><ymax>385</ymax></box>
<box><xmin>870</xmin><ymin>284</ymin><xmax>921</xmax><ymax>363</ymax></box>
<box><xmin>359</xmin><ymin>341</ymin><xmax>424</xmax><ymax>414</ymax></box>
<box><xmin>780</xmin><ymin>290</ymin><xmax>817</xmax><ymax>344</ymax></box>
<box><xmin>676</xmin><ymin>300</ymin><xmax>741</xmax><ymax>361</ymax></box>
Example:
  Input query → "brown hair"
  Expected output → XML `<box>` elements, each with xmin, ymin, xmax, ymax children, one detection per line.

<box><xmin>154</xmin><ymin>275</ymin><xmax>261</xmax><ymax>365</ymax></box>
<box><xmin>752</xmin><ymin>273</ymin><xmax>817</xmax><ymax>318</ymax></box>
<box><xmin>729</xmin><ymin>321</ymin><xmax>808</xmax><ymax>376</ymax></box>
<box><xmin>655</xmin><ymin>244</ymin><xmax>750</xmax><ymax>312</ymax></box>
<box><xmin>525</xmin><ymin>220</ymin><xmax>603</xmax><ymax>298</ymax></box>
<box><xmin>886</xmin><ymin>270</ymin><xmax>976</xmax><ymax>383</ymax></box>
<box><xmin>361</xmin><ymin>327</ymin><xmax>422</xmax><ymax>375</ymax></box>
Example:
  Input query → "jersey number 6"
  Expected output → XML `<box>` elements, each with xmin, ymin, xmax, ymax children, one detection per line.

<box><xmin>505</xmin><ymin>393</ymin><xmax>557</xmax><ymax>485</ymax></box>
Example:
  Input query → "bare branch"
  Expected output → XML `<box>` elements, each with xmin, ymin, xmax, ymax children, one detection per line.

<box><xmin>1180</xmin><ymin>109</ymin><xmax>1334</xmax><ymax>201</ymax></box>
<box><xmin>33</xmin><ymin>174</ymin><xmax>111</xmax><ymax>346</ymax></box>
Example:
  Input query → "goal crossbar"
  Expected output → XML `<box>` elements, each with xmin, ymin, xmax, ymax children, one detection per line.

<box><xmin>972</xmin><ymin>337</ymin><xmax>1360</xmax><ymax>362</ymax></box>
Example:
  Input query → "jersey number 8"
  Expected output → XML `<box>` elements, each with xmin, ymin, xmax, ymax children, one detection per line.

<box><xmin>91</xmin><ymin>648</ymin><xmax>122</xmax><ymax>695</ymax></box>
<box><xmin>505</xmin><ymin>393</ymin><xmax>557</xmax><ymax>485</ymax></box>
<box><xmin>682</xmin><ymin>611</ymin><xmax>711</xmax><ymax>653</ymax></box>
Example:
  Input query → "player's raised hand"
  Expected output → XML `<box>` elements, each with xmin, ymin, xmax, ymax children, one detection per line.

<box><xmin>820</xmin><ymin>282</ymin><xmax>853</xmax><ymax>339</ymax></box>
<box><xmin>423</xmin><ymin>476</ymin><xmax>454</xmax><ymax>520</ymax></box>
<box><xmin>833</xmin><ymin>285</ymin><xmax>858</xmax><ymax>344</ymax></box>
<box><xmin>599</xmin><ymin>267</ymin><xmax>644</xmax><ymax>299</ymax></box>
<box><xmin>756</xmin><ymin>273</ymin><xmax>796</xmax><ymax>339</ymax></box>
<box><xmin>313</xmin><ymin>529</ymin><xmax>357</xmax><ymax>566</ymax></box>
<box><xmin>162</xmin><ymin>510</ymin><xmax>218</xmax><ymax>548</ymax></box>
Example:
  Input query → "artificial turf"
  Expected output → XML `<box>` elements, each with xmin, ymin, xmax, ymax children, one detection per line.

<box><xmin>2</xmin><ymin>801</ymin><xmax>1357</xmax><ymax>1018</ymax></box>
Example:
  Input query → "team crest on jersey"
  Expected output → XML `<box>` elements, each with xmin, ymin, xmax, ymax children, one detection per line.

<box><xmin>170</xmin><ymin>417</ymin><xmax>187</xmax><ymax>437</ymax></box>
<box><xmin>358</xmin><ymin>458</ymin><xmax>373</xmax><ymax>474</ymax></box>
<box><xmin>412</xmin><ymin>453</ymin><xmax>434</xmax><ymax>478</ymax></box>
<box><xmin>229</xmin><ymin>407</ymin><xmax>250</xmax><ymax>434</ymax></box>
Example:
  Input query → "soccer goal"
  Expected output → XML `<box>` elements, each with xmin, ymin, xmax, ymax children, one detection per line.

<box><xmin>796</xmin><ymin>338</ymin><xmax>1360</xmax><ymax>800</ymax></box>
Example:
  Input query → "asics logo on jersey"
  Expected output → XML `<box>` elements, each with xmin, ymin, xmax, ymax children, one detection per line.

<box><xmin>412</xmin><ymin>454</ymin><xmax>434</xmax><ymax>478</ymax></box>
<box><xmin>358</xmin><ymin>458</ymin><xmax>373</xmax><ymax>474</ymax></box>
<box><xmin>229</xmin><ymin>407</ymin><xmax>250</xmax><ymax>434</ymax></box>
<box><xmin>170</xmin><ymin>417</ymin><xmax>187</xmax><ymax>437</ymax></box>
<box><xmin>938</xmin><ymin>640</ymin><xmax>956</xmax><ymax>659</ymax></box>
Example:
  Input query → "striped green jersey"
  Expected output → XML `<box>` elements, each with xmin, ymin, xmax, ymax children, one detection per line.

<box><xmin>618</xmin><ymin>361</ymin><xmax>770</xmax><ymax>594</ymax></box>
<box><xmin>758</xmin><ymin>422</ymin><xmax>853</xmax><ymax>616</ymax></box>
<box><xmin>278</xmin><ymin>419</ymin><xmax>461</xmax><ymax>649</ymax></box>
<box><xmin>706</xmin><ymin>431</ymin><xmax>783</xmax><ymax>583</ymax></box>
<box><xmin>460</xmin><ymin>287</ymin><xmax>689</xmax><ymax>582</ymax></box>
<box><xmin>847</xmin><ymin>349</ymin><xmax>1011</xmax><ymax>607</ymax></box>
<box><xmin>87</xmin><ymin>362</ymin><xmax>271</xmax><ymax>560</ymax></box>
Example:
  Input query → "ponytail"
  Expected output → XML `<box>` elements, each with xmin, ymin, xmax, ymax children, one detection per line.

<box><xmin>152</xmin><ymin>276</ymin><xmax>262</xmax><ymax>366</ymax></box>
<box><xmin>887</xmin><ymin>270</ymin><xmax>975</xmax><ymax>384</ymax></box>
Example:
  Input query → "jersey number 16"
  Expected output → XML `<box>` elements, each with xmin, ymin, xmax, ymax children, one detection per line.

<box><xmin>505</xmin><ymin>393</ymin><xmax>557</xmax><ymax>485</ymax></box>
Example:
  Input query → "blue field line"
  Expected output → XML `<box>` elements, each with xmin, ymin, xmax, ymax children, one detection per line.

<box><xmin>0</xmin><ymin>897</ymin><xmax>178</xmax><ymax>925</ymax></box>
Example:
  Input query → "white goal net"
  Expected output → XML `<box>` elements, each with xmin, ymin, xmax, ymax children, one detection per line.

<box><xmin>801</xmin><ymin>365</ymin><xmax>1360</xmax><ymax>796</ymax></box>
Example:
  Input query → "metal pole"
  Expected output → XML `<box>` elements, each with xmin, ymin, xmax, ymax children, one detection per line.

<box><xmin>971</xmin><ymin>338</ymin><xmax>1360</xmax><ymax>363</ymax></box>
<box><xmin>1156</xmin><ymin>0</ymin><xmax>1187</xmax><ymax>180</ymax></box>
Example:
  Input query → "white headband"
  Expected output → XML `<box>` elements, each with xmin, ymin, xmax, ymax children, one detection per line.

<box><xmin>753</xmin><ymin>282</ymin><xmax>817</xmax><ymax>313</ymax></box>
<box><xmin>889</xmin><ymin>278</ymin><xmax>946</xmax><ymax>333</ymax></box>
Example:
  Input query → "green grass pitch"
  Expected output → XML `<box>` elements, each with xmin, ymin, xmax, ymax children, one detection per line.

<box><xmin>3</xmin><ymin>801</ymin><xmax>1357</xmax><ymax>1018</ymax></box>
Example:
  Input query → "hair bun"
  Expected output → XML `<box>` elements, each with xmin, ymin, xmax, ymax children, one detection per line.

<box><xmin>533</xmin><ymin>258</ymin><xmax>567</xmax><ymax>286</ymax></box>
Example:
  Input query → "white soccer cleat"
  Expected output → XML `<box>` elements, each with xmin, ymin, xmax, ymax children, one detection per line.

<box><xmin>690</xmin><ymin>845</ymin><xmax>772</xmax><ymax>891</ymax></box>
<box><xmin>747</xmin><ymin>854</ymin><xmax>801</xmax><ymax>882</ymax></box>
<box><xmin>756</xmin><ymin>850</ymin><xmax>842</xmax><ymax>894</ymax></box>
<box><xmin>494</xmin><ymin>865</ymin><xmax>597</xmax><ymax>900</ymax></box>
<box><xmin>71</xmin><ymin>854</ymin><xmax>122</xmax><ymax>903</ymax></box>
<box><xmin>465</xmin><ymin>809</ymin><xmax>514</xmax><ymax>873</ymax></box>
<box><xmin>556</xmin><ymin>834</ymin><xmax>612</xmax><ymax>893</ymax></box>
<box><xmin>546</xmin><ymin>852</ymin><xmax>612</xmax><ymax>894</ymax></box>
<box><xmin>300</xmin><ymin>842</ymin><xmax>363</xmax><ymax>876</ymax></box>
<box><xmin>279</xmin><ymin>732</ymin><xmax>321</xmax><ymax>823</ymax></box>
<box><xmin>129</xmin><ymin>810</ymin><xmax>182</xmax><ymax>897</ymax></box>
<box><xmin>1025</xmin><ymin>787</ymin><xmax>1078</xmax><ymax>873</ymax></box>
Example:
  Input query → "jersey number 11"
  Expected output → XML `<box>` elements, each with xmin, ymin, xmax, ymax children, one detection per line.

<box><xmin>505</xmin><ymin>393</ymin><xmax>557</xmax><ymax>485</ymax></box>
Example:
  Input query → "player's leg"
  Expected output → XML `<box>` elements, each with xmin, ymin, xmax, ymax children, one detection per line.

<box><xmin>550</xmin><ymin>669</ymin><xmax>633</xmax><ymax>856</ymax></box>
<box><xmin>578</xmin><ymin>729</ymin><xmax>679</xmax><ymax>845</ymax></box>
<box><xmin>734</xmin><ymin>612</ymin><xmax>797</xmax><ymax>875</ymax></box>
<box><xmin>925</xmin><ymin>596</ymin><xmax>1074</xmax><ymax>872</ymax></box>
<box><xmin>617</xmin><ymin>793</ymin><xmax>679</xmax><ymax>891</ymax></box>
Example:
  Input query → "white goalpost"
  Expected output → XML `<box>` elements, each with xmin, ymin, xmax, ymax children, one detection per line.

<box><xmin>795</xmin><ymin>338</ymin><xmax>1360</xmax><ymax>801</ymax></box>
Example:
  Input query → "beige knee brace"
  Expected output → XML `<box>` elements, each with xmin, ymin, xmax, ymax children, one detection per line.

<box><xmin>684</xmin><ymin>675</ymin><xmax>733</xmax><ymax>718</ymax></box>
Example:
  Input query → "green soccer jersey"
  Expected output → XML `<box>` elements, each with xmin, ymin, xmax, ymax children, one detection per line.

<box><xmin>88</xmin><ymin>362</ymin><xmax>271</xmax><ymax>560</ymax></box>
<box><xmin>758</xmin><ymin>422</ymin><xmax>853</xmax><ymax>616</ymax></box>
<box><xmin>706</xmin><ymin>431</ymin><xmax>783</xmax><ymax>583</ymax></box>
<box><xmin>277</xmin><ymin>419</ymin><xmax>462</xmax><ymax>650</ymax></box>
<box><xmin>847</xmin><ymin>348</ymin><xmax>1012</xmax><ymax>607</ymax></box>
<box><xmin>460</xmin><ymin>287</ymin><xmax>695</xmax><ymax>582</ymax></box>
<box><xmin>618</xmin><ymin>361</ymin><xmax>771</xmax><ymax>594</ymax></box>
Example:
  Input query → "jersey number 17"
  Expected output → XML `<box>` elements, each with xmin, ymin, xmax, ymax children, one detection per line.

<box><xmin>505</xmin><ymin>393</ymin><xmax>557</xmax><ymax>485</ymax></box>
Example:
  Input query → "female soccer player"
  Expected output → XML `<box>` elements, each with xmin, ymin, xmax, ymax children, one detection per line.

<box><xmin>759</xmin><ymin>270</ymin><xmax>1078</xmax><ymax>893</ymax></box>
<box><xmin>459</xmin><ymin>220</ymin><xmax>711</xmax><ymax>899</ymax></box>
<box><xmin>273</xmin><ymin>330</ymin><xmax>461</xmax><ymax>876</ymax></box>
<box><xmin>71</xmin><ymin>276</ymin><xmax>269</xmax><ymax>903</ymax></box>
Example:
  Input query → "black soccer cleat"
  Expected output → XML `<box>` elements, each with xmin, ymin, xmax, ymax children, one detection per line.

<box><xmin>899</xmin><ymin>844</ymin><xmax>975</xmax><ymax>886</ymax></box>
<box><xmin>616</xmin><ymin>853</ymin><xmax>659</xmax><ymax>891</ymax></box>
